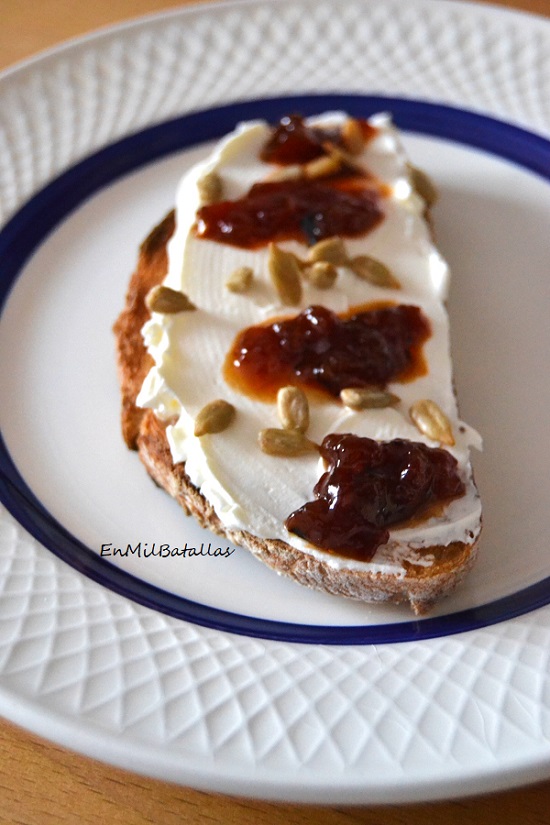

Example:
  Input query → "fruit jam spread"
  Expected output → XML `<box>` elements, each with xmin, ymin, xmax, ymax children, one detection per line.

<box><xmin>225</xmin><ymin>303</ymin><xmax>431</xmax><ymax>401</ymax></box>
<box><xmin>260</xmin><ymin>113</ymin><xmax>378</xmax><ymax>164</ymax></box>
<box><xmin>194</xmin><ymin>115</ymin><xmax>385</xmax><ymax>249</ymax></box>
<box><xmin>285</xmin><ymin>434</ymin><xmax>466</xmax><ymax>560</ymax></box>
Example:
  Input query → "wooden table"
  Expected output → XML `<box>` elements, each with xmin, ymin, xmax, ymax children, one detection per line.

<box><xmin>1</xmin><ymin>1</ymin><xmax>549</xmax><ymax>822</ymax></box>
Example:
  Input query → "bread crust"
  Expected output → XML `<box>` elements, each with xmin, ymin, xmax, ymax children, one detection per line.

<box><xmin>114</xmin><ymin>213</ymin><xmax>479</xmax><ymax>615</ymax></box>
<box><xmin>113</xmin><ymin>211</ymin><xmax>176</xmax><ymax>449</ymax></box>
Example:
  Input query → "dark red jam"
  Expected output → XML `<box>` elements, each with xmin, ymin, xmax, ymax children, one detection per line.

<box><xmin>194</xmin><ymin>114</ymin><xmax>384</xmax><ymax>249</ymax></box>
<box><xmin>224</xmin><ymin>304</ymin><xmax>430</xmax><ymax>401</ymax></box>
<box><xmin>194</xmin><ymin>178</ymin><xmax>384</xmax><ymax>249</ymax></box>
<box><xmin>285</xmin><ymin>434</ymin><xmax>466</xmax><ymax>560</ymax></box>
<box><xmin>259</xmin><ymin>114</ymin><xmax>377</xmax><ymax>165</ymax></box>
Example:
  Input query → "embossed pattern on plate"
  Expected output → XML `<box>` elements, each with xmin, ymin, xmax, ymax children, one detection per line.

<box><xmin>1</xmin><ymin>0</ymin><xmax>550</xmax><ymax>804</ymax></box>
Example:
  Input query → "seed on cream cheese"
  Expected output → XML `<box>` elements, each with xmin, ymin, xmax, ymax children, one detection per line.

<box><xmin>277</xmin><ymin>386</ymin><xmax>310</xmax><ymax>433</ymax></box>
<box><xmin>268</xmin><ymin>243</ymin><xmax>303</xmax><ymax>306</ymax></box>
<box><xmin>194</xmin><ymin>400</ymin><xmax>236</xmax><ymax>437</ymax></box>
<box><xmin>340</xmin><ymin>387</ymin><xmax>400</xmax><ymax>410</ymax></box>
<box><xmin>341</xmin><ymin>117</ymin><xmax>366</xmax><ymax>155</ymax></box>
<box><xmin>303</xmin><ymin>154</ymin><xmax>341</xmax><ymax>179</ymax></box>
<box><xmin>304</xmin><ymin>261</ymin><xmax>338</xmax><ymax>289</ymax></box>
<box><xmin>197</xmin><ymin>170</ymin><xmax>224</xmax><ymax>204</ymax></box>
<box><xmin>307</xmin><ymin>236</ymin><xmax>348</xmax><ymax>266</ymax></box>
<box><xmin>349</xmin><ymin>255</ymin><xmax>400</xmax><ymax>289</ymax></box>
<box><xmin>225</xmin><ymin>266</ymin><xmax>254</xmax><ymax>293</ymax></box>
<box><xmin>258</xmin><ymin>428</ymin><xmax>318</xmax><ymax>456</ymax></box>
<box><xmin>145</xmin><ymin>285</ymin><xmax>196</xmax><ymax>314</ymax></box>
<box><xmin>408</xmin><ymin>164</ymin><xmax>438</xmax><ymax>208</ymax></box>
<box><xmin>410</xmin><ymin>399</ymin><xmax>455</xmax><ymax>446</ymax></box>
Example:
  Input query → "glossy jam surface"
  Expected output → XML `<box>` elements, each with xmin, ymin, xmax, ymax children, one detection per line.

<box><xmin>225</xmin><ymin>304</ymin><xmax>431</xmax><ymax>401</ymax></box>
<box><xmin>285</xmin><ymin>434</ymin><xmax>466</xmax><ymax>560</ymax></box>
<box><xmin>259</xmin><ymin>113</ymin><xmax>377</xmax><ymax>165</ymax></box>
<box><xmin>194</xmin><ymin>178</ymin><xmax>384</xmax><ymax>249</ymax></box>
<box><xmin>194</xmin><ymin>114</ymin><xmax>384</xmax><ymax>249</ymax></box>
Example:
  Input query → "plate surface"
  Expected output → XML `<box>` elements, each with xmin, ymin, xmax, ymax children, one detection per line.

<box><xmin>1</xmin><ymin>0</ymin><xmax>550</xmax><ymax>804</ymax></box>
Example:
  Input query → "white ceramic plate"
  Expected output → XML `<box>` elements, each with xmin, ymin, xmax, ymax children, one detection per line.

<box><xmin>1</xmin><ymin>0</ymin><xmax>550</xmax><ymax>804</ymax></box>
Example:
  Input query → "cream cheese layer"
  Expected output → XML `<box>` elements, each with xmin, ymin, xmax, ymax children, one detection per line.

<box><xmin>137</xmin><ymin>113</ymin><xmax>482</xmax><ymax>574</ymax></box>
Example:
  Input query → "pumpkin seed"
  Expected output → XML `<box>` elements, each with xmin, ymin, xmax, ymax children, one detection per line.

<box><xmin>225</xmin><ymin>266</ymin><xmax>254</xmax><ymax>294</ymax></box>
<box><xmin>268</xmin><ymin>243</ymin><xmax>303</xmax><ymax>306</ymax></box>
<box><xmin>145</xmin><ymin>285</ymin><xmax>196</xmax><ymax>314</ymax></box>
<box><xmin>340</xmin><ymin>387</ymin><xmax>400</xmax><ymax>410</ymax></box>
<box><xmin>194</xmin><ymin>399</ymin><xmax>235</xmax><ymax>437</ymax></box>
<box><xmin>258</xmin><ymin>428</ymin><xmax>318</xmax><ymax>456</ymax></box>
<box><xmin>349</xmin><ymin>255</ymin><xmax>400</xmax><ymax>289</ymax></box>
<box><xmin>409</xmin><ymin>399</ymin><xmax>455</xmax><ymax>446</ymax></box>
<box><xmin>277</xmin><ymin>386</ymin><xmax>310</xmax><ymax>433</ymax></box>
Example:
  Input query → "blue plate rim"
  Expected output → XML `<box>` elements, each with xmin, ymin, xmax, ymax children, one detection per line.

<box><xmin>1</xmin><ymin>93</ymin><xmax>550</xmax><ymax>646</ymax></box>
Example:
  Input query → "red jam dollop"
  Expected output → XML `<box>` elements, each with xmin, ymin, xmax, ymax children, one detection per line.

<box><xmin>285</xmin><ymin>434</ymin><xmax>466</xmax><ymax>560</ymax></box>
<box><xmin>194</xmin><ymin>178</ymin><xmax>384</xmax><ymax>249</ymax></box>
<box><xmin>259</xmin><ymin>113</ymin><xmax>377</xmax><ymax>165</ymax></box>
<box><xmin>194</xmin><ymin>114</ymin><xmax>384</xmax><ymax>249</ymax></box>
<box><xmin>224</xmin><ymin>304</ymin><xmax>430</xmax><ymax>401</ymax></box>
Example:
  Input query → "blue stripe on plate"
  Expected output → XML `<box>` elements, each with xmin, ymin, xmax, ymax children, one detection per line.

<box><xmin>1</xmin><ymin>94</ymin><xmax>550</xmax><ymax>644</ymax></box>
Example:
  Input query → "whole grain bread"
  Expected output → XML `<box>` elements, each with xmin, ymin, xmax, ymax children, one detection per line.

<box><xmin>113</xmin><ymin>212</ymin><xmax>480</xmax><ymax>614</ymax></box>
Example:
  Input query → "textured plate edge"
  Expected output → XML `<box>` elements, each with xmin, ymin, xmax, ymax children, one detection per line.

<box><xmin>3</xmin><ymin>667</ymin><xmax>550</xmax><ymax>805</ymax></box>
<box><xmin>0</xmin><ymin>0</ymin><xmax>549</xmax><ymax>804</ymax></box>
<box><xmin>0</xmin><ymin>0</ymin><xmax>546</xmax><ymax>84</ymax></box>
<box><xmin>1</xmin><ymin>94</ymin><xmax>550</xmax><ymax>645</ymax></box>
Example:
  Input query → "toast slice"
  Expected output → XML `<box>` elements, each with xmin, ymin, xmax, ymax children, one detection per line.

<box><xmin>114</xmin><ymin>114</ymin><xmax>482</xmax><ymax>614</ymax></box>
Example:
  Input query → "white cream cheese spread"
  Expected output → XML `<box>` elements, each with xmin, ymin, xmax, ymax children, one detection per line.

<box><xmin>137</xmin><ymin>112</ymin><xmax>482</xmax><ymax>575</ymax></box>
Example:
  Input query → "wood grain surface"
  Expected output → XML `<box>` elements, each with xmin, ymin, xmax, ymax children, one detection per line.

<box><xmin>1</xmin><ymin>1</ymin><xmax>550</xmax><ymax>823</ymax></box>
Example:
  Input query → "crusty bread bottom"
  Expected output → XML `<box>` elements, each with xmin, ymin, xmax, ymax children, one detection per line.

<box><xmin>113</xmin><ymin>212</ymin><xmax>479</xmax><ymax>615</ymax></box>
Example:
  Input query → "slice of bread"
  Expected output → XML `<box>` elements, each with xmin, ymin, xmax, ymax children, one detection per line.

<box><xmin>114</xmin><ymin>228</ymin><xmax>480</xmax><ymax>615</ymax></box>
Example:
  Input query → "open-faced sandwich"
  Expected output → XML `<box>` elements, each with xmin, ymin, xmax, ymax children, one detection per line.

<box><xmin>114</xmin><ymin>111</ymin><xmax>482</xmax><ymax>614</ymax></box>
